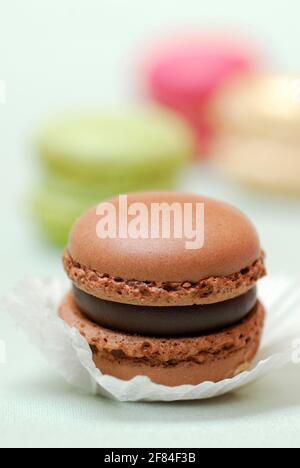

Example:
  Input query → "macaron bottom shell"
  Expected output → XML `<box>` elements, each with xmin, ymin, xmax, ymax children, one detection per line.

<box><xmin>59</xmin><ymin>291</ymin><xmax>265</xmax><ymax>387</ymax></box>
<box><xmin>41</xmin><ymin>171</ymin><xmax>178</xmax><ymax>200</ymax></box>
<box><xmin>214</xmin><ymin>136</ymin><xmax>300</xmax><ymax>195</ymax></box>
<box><xmin>32</xmin><ymin>173</ymin><xmax>177</xmax><ymax>246</ymax></box>
<box><xmin>37</xmin><ymin>109</ymin><xmax>194</xmax><ymax>181</ymax></box>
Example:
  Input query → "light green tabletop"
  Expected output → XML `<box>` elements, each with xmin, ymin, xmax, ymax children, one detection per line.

<box><xmin>1</xmin><ymin>164</ymin><xmax>300</xmax><ymax>448</ymax></box>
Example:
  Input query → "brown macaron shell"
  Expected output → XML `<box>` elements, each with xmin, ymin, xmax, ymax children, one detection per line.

<box><xmin>64</xmin><ymin>192</ymin><xmax>265</xmax><ymax>306</ymax></box>
<box><xmin>59</xmin><ymin>291</ymin><xmax>265</xmax><ymax>387</ymax></box>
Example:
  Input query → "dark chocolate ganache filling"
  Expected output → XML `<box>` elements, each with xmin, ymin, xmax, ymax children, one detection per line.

<box><xmin>73</xmin><ymin>285</ymin><xmax>257</xmax><ymax>337</ymax></box>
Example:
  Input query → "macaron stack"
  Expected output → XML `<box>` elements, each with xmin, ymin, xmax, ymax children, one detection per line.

<box><xmin>140</xmin><ymin>33</ymin><xmax>259</xmax><ymax>156</ymax></box>
<box><xmin>33</xmin><ymin>109</ymin><xmax>193</xmax><ymax>246</ymax></box>
<box><xmin>60</xmin><ymin>192</ymin><xmax>266</xmax><ymax>386</ymax></box>
<box><xmin>211</xmin><ymin>74</ymin><xmax>300</xmax><ymax>194</ymax></box>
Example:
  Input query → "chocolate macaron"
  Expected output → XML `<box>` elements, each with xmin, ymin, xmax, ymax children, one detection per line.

<box><xmin>60</xmin><ymin>192</ymin><xmax>266</xmax><ymax>387</ymax></box>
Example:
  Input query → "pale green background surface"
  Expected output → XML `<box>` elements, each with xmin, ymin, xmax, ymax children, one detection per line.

<box><xmin>1</xmin><ymin>0</ymin><xmax>300</xmax><ymax>448</ymax></box>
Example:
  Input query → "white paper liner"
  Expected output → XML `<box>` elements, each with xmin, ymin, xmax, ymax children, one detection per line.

<box><xmin>3</xmin><ymin>276</ymin><xmax>300</xmax><ymax>402</ymax></box>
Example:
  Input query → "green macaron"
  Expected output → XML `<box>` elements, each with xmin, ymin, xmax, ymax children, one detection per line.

<box><xmin>33</xmin><ymin>106</ymin><xmax>194</xmax><ymax>246</ymax></box>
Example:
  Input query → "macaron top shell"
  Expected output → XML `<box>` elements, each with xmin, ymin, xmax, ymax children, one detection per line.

<box><xmin>37</xmin><ymin>109</ymin><xmax>194</xmax><ymax>180</ymax></box>
<box><xmin>143</xmin><ymin>34</ymin><xmax>258</xmax><ymax>110</ymax></box>
<box><xmin>212</xmin><ymin>74</ymin><xmax>300</xmax><ymax>139</ymax></box>
<box><xmin>68</xmin><ymin>192</ymin><xmax>261</xmax><ymax>284</ymax></box>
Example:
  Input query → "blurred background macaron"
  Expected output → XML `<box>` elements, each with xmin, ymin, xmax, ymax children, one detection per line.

<box><xmin>138</xmin><ymin>31</ymin><xmax>261</xmax><ymax>157</ymax></box>
<box><xmin>32</xmin><ymin>107</ymin><xmax>194</xmax><ymax>246</ymax></box>
<box><xmin>211</xmin><ymin>74</ymin><xmax>300</xmax><ymax>195</ymax></box>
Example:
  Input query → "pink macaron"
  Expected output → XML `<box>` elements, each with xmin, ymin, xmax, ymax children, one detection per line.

<box><xmin>140</xmin><ymin>32</ymin><xmax>261</xmax><ymax>156</ymax></box>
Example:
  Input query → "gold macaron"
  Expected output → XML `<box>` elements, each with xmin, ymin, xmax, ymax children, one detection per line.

<box><xmin>211</xmin><ymin>74</ymin><xmax>300</xmax><ymax>194</ymax></box>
